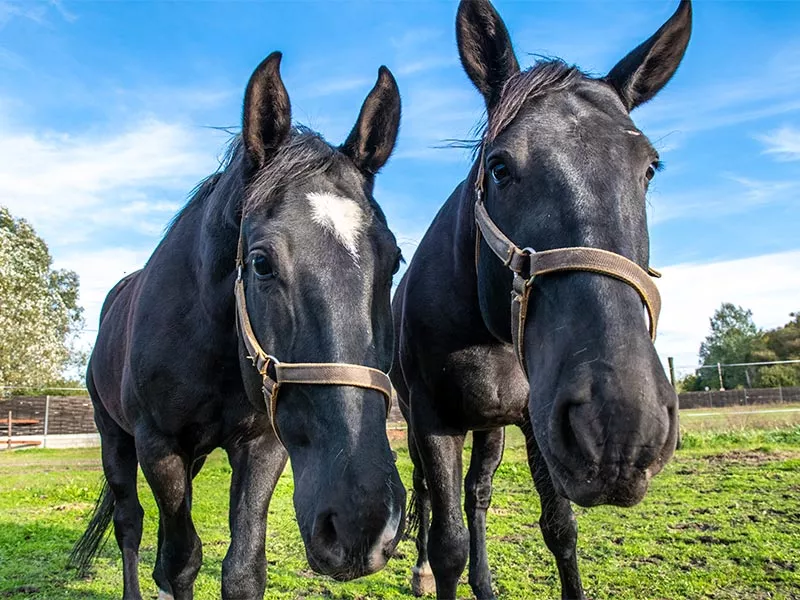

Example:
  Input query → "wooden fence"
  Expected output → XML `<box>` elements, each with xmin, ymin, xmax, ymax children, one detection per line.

<box><xmin>2</xmin><ymin>386</ymin><xmax>798</xmax><ymax>440</ymax></box>
<box><xmin>0</xmin><ymin>396</ymin><xmax>96</xmax><ymax>437</ymax></box>
<box><xmin>678</xmin><ymin>386</ymin><xmax>800</xmax><ymax>409</ymax></box>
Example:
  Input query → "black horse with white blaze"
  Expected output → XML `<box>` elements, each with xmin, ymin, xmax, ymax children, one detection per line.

<box><xmin>391</xmin><ymin>1</ymin><xmax>691</xmax><ymax>598</ymax></box>
<box><xmin>71</xmin><ymin>52</ymin><xmax>405</xmax><ymax>600</ymax></box>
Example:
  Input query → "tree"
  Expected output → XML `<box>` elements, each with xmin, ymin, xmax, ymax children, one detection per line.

<box><xmin>694</xmin><ymin>303</ymin><xmax>761</xmax><ymax>390</ymax></box>
<box><xmin>0</xmin><ymin>206</ymin><xmax>85</xmax><ymax>391</ymax></box>
<box><xmin>753</xmin><ymin>312</ymin><xmax>800</xmax><ymax>387</ymax></box>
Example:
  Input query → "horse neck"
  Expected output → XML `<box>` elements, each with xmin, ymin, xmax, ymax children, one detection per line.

<box><xmin>199</xmin><ymin>178</ymin><xmax>241</xmax><ymax>287</ymax></box>
<box><xmin>162</xmin><ymin>169</ymin><xmax>241</xmax><ymax>322</ymax></box>
<box><xmin>453</xmin><ymin>159</ymin><xmax>482</xmax><ymax>287</ymax></box>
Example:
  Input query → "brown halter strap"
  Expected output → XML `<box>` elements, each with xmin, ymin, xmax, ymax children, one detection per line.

<box><xmin>472</xmin><ymin>145</ymin><xmax>662</xmax><ymax>374</ymax></box>
<box><xmin>234</xmin><ymin>231</ymin><xmax>392</xmax><ymax>445</ymax></box>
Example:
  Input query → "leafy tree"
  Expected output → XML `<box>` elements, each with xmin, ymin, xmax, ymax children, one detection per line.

<box><xmin>675</xmin><ymin>373</ymin><xmax>701</xmax><ymax>394</ymax></box>
<box><xmin>753</xmin><ymin>312</ymin><xmax>800</xmax><ymax>387</ymax></box>
<box><xmin>683</xmin><ymin>306</ymin><xmax>800</xmax><ymax>391</ymax></box>
<box><xmin>691</xmin><ymin>303</ymin><xmax>761</xmax><ymax>390</ymax></box>
<box><xmin>758</xmin><ymin>364</ymin><xmax>800</xmax><ymax>388</ymax></box>
<box><xmin>0</xmin><ymin>206</ymin><xmax>85</xmax><ymax>391</ymax></box>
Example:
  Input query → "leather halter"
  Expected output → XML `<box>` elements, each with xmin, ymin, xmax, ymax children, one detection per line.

<box><xmin>234</xmin><ymin>231</ymin><xmax>392</xmax><ymax>444</ymax></box>
<box><xmin>472</xmin><ymin>145</ymin><xmax>662</xmax><ymax>374</ymax></box>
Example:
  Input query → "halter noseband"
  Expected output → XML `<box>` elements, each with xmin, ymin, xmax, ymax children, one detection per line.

<box><xmin>234</xmin><ymin>231</ymin><xmax>392</xmax><ymax>445</ymax></box>
<box><xmin>472</xmin><ymin>145</ymin><xmax>662</xmax><ymax>374</ymax></box>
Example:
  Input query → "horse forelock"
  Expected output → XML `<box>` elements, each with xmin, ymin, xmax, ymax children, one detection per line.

<box><xmin>484</xmin><ymin>59</ymin><xmax>584</xmax><ymax>144</ymax></box>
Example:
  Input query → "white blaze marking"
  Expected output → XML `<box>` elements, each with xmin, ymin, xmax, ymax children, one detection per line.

<box><xmin>307</xmin><ymin>192</ymin><xmax>365</xmax><ymax>262</ymax></box>
<box><xmin>368</xmin><ymin>506</ymin><xmax>401</xmax><ymax>571</ymax></box>
<box><xmin>157</xmin><ymin>590</ymin><xmax>174</xmax><ymax>600</ymax></box>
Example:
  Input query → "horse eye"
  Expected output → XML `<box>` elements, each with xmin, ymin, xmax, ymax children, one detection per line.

<box><xmin>251</xmin><ymin>255</ymin><xmax>275</xmax><ymax>279</ymax></box>
<box><xmin>489</xmin><ymin>162</ymin><xmax>510</xmax><ymax>184</ymax></box>
<box><xmin>645</xmin><ymin>160</ymin><xmax>660</xmax><ymax>182</ymax></box>
<box><xmin>392</xmin><ymin>251</ymin><xmax>404</xmax><ymax>275</ymax></box>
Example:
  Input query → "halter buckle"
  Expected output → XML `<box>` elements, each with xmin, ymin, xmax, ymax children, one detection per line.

<box><xmin>521</xmin><ymin>248</ymin><xmax>537</xmax><ymax>287</ymax></box>
<box><xmin>237</xmin><ymin>265</ymin><xmax>243</xmax><ymax>282</ymax></box>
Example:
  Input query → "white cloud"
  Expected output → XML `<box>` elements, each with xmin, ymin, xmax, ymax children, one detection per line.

<box><xmin>654</xmin><ymin>250</ymin><xmax>800</xmax><ymax>373</ymax></box>
<box><xmin>53</xmin><ymin>246</ymin><xmax>153</xmax><ymax>353</ymax></box>
<box><xmin>759</xmin><ymin>126</ymin><xmax>800</xmax><ymax>162</ymax></box>
<box><xmin>637</xmin><ymin>45</ymin><xmax>800</xmax><ymax>140</ymax></box>
<box><xmin>0</xmin><ymin>118</ymin><xmax>222</xmax><ymax>246</ymax></box>
<box><xmin>0</xmin><ymin>1</ymin><xmax>47</xmax><ymax>27</ymax></box>
<box><xmin>0</xmin><ymin>0</ymin><xmax>73</xmax><ymax>28</ymax></box>
<box><xmin>0</xmin><ymin>46</ymin><xmax>25</xmax><ymax>69</ymax></box>
<box><xmin>396</xmin><ymin>56</ymin><xmax>456</xmax><ymax>77</ymax></box>
<box><xmin>647</xmin><ymin>175</ymin><xmax>798</xmax><ymax>226</ymax></box>
<box><xmin>304</xmin><ymin>76</ymin><xmax>373</xmax><ymax>98</ymax></box>
<box><xmin>391</xmin><ymin>86</ymin><xmax>481</xmax><ymax>162</ymax></box>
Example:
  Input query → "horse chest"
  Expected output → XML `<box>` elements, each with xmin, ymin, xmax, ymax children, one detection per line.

<box><xmin>436</xmin><ymin>345</ymin><xmax>529</xmax><ymax>430</ymax></box>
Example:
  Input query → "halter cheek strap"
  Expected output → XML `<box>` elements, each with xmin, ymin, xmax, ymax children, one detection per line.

<box><xmin>234</xmin><ymin>231</ymin><xmax>392</xmax><ymax>445</ymax></box>
<box><xmin>472</xmin><ymin>146</ymin><xmax>662</xmax><ymax>374</ymax></box>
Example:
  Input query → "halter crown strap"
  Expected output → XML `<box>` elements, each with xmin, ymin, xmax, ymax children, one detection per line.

<box><xmin>472</xmin><ymin>148</ymin><xmax>662</xmax><ymax>373</ymax></box>
<box><xmin>234</xmin><ymin>233</ymin><xmax>392</xmax><ymax>445</ymax></box>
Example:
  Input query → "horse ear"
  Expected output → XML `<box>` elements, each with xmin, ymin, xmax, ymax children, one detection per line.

<box><xmin>341</xmin><ymin>66</ymin><xmax>401</xmax><ymax>176</ymax></box>
<box><xmin>606</xmin><ymin>0</ymin><xmax>692</xmax><ymax>111</ymax></box>
<box><xmin>456</xmin><ymin>0</ymin><xmax>520</xmax><ymax>112</ymax></box>
<box><xmin>242</xmin><ymin>51</ymin><xmax>292</xmax><ymax>174</ymax></box>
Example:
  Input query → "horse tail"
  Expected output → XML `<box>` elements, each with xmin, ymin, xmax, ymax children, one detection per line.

<box><xmin>68</xmin><ymin>478</ymin><xmax>114</xmax><ymax>576</ymax></box>
<box><xmin>404</xmin><ymin>488</ymin><xmax>421</xmax><ymax>540</ymax></box>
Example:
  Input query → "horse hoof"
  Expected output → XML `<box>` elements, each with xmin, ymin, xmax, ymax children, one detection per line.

<box><xmin>411</xmin><ymin>565</ymin><xmax>436</xmax><ymax>596</ymax></box>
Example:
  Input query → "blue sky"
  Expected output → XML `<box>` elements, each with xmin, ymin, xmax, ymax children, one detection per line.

<box><xmin>1</xmin><ymin>0</ymin><xmax>799</xmax><ymax>373</ymax></box>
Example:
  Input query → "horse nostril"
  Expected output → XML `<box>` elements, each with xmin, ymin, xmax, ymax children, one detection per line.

<box><xmin>558</xmin><ymin>403</ymin><xmax>578</xmax><ymax>453</ymax></box>
<box><xmin>314</xmin><ymin>510</ymin><xmax>339</xmax><ymax>549</ymax></box>
<box><xmin>551</xmin><ymin>398</ymin><xmax>601</xmax><ymax>476</ymax></box>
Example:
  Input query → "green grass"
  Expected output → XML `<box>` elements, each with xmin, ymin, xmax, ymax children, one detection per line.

<box><xmin>1</xmin><ymin>416</ymin><xmax>799</xmax><ymax>599</ymax></box>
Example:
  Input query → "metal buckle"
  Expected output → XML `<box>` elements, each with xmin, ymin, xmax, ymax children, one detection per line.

<box><xmin>521</xmin><ymin>247</ymin><xmax>536</xmax><ymax>287</ymax></box>
<box><xmin>237</xmin><ymin>265</ymin><xmax>243</xmax><ymax>282</ymax></box>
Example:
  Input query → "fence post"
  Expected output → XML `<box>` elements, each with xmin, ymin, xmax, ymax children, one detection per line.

<box><xmin>668</xmin><ymin>357</ymin><xmax>676</xmax><ymax>388</ymax></box>
<box><xmin>7</xmin><ymin>411</ymin><xmax>11</xmax><ymax>450</ymax></box>
<box><xmin>779</xmin><ymin>386</ymin><xmax>784</xmax><ymax>404</ymax></box>
<box><xmin>43</xmin><ymin>395</ymin><xmax>50</xmax><ymax>449</ymax></box>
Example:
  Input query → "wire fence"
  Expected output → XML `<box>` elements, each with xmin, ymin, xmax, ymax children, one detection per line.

<box><xmin>678</xmin><ymin>386</ymin><xmax>800</xmax><ymax>409</ymax></box>
<box><xmin>2</xmin><ymin>358</ymin><xmax>798</xmax><ymax>442</ymax></box>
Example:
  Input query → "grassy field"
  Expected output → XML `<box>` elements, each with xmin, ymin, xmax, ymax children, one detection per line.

<box><xmin>1</xmin><ymin>408</ymin><xmax>799</xmax><ymax>600</ymax></box>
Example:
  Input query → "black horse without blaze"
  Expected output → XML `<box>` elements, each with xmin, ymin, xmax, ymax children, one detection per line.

<box><xmin>71</xmin><ymin>52</ymin><xmax>405</xmax><ymax>600</ymax></box>
<box><xmin>391</xmin><ymin>1</ymin><xmax>692</xmax><ymax>599</ymax></box>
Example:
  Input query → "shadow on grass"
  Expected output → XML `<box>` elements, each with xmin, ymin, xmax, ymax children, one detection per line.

<box><xmin>0</xmin><ymin>521</ymin><xmax>118</xmax><ymax>600</ymax></box>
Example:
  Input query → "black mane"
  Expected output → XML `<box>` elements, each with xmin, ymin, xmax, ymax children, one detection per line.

<box><xmin>485</xmin><ymin>59</ymin><xmax>583</xmax><ymax>143</ymax></box>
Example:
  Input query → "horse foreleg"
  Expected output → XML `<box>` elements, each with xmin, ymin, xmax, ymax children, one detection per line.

<box><xmin>222</xmin><ymin>435</ymin><xmax>287</xmax><ymax>600</ymax></box>
<box><xmin>153</xmin><ymin>455</ymin><xmax>207</xmax><ymax>596</ymax></box>
<box><xmin>521</xmin><ymin>420</ymin><xmax>585</xmax><ymax>600</ymax></box>
<box><xmin>137</xmin><ymin>430</ymin><xmax>202</xmax><ymax>600</ymax></box>
<box><xmin>412</xmin><ymin>396</ymin><xmax>468</xmax><ymax>600</ymax></box>
<box><xmin>408</xmin><ymin>434</ymin><xmax>435</xmax><ymax>596</ymax></box>
<box><xmin>465</xmin><ymin>428</ymin><xmax>505</xmax><ymax>600</ymax></box>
